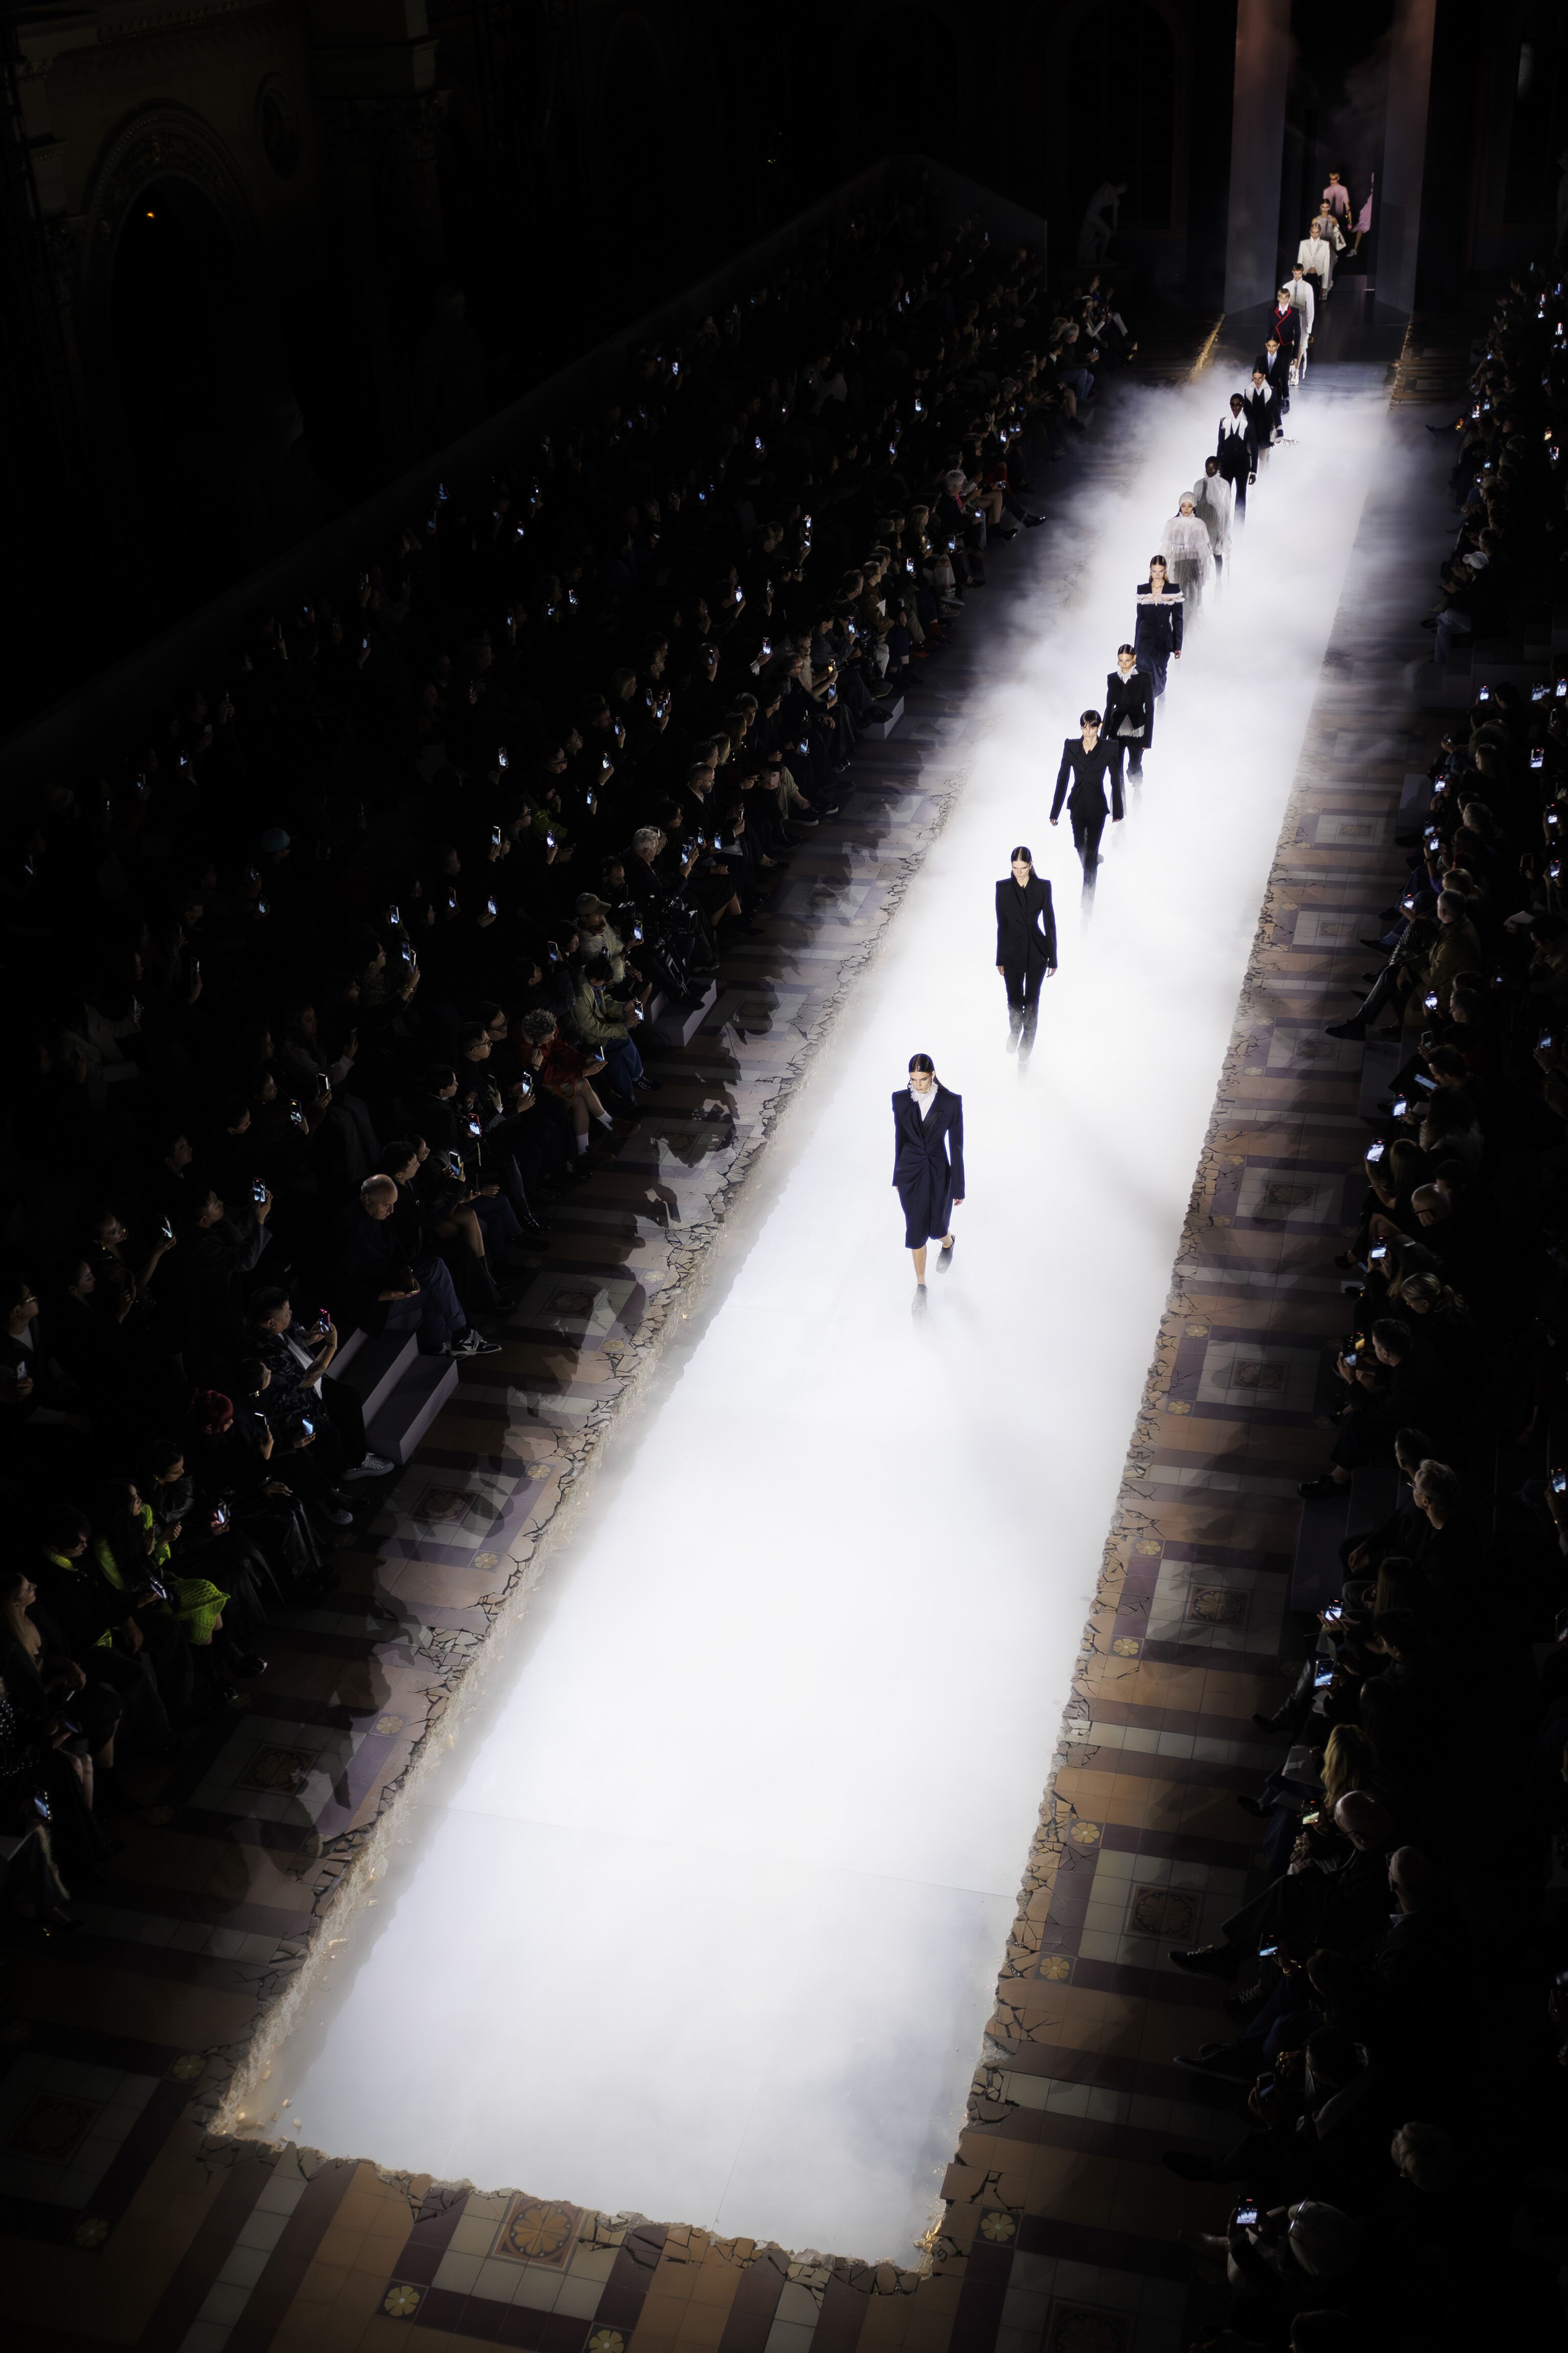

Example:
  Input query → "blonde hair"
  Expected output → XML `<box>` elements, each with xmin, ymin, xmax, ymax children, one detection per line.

<box><xmin>1321</xmin><ymin>1723</ymin><xmax>1377</xmax><ymax>1809</ymax></box>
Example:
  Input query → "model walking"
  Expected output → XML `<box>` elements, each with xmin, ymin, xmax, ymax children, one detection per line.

<box><xmin>1050</xmin><ymin>708</ymin><xmax>1124</xmax><ymax>877</ymax></box>
<box><xmin>1163</xmin><ymin>494</ymin><xmax>1213</xmax><ymax>619</ymax></box>
<box><xmin>1104</xmin><ymin>643</ymin><xmax>1153</xmax><ymax>779</ymax></box>
<box><xmin>892</xmin><ymin>1055</ymin><xmax>965</xmax><ymax>1286</ymax></box>
<box><xmin>1133</xmin><ymin>556</ymin><xmax>1184</xmax><ymax>695</ymax></box>
<box><xmin>995</xmin><ymin>846</ymin><xmax>1058</xmax><ymax>1056</ymax></box>
<box><xmin>1217</xmin><ymin>395</ymin><xmax>1253</xmax><ymax>518</ymax></box>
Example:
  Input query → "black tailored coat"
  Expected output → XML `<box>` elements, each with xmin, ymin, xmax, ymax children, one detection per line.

<box><xmin>1216</xmin><ymin>415</ymin><xmax>1252</xmax><ymax>484</ymax></box>
<box><xmin>995</xmin><ymin>873</ymin><xmax>1057</xmax><ymax>972</ymax></box>
<box><xmin>891</xmin><ymin>1084</ymin><xmax>965</xmax><ymax>1249</ymax></box>
<box><xmin>1242</xmin><ymin>381</ymin><xmax>1279</xmax><ymax>451</ymax></box>
<box><xmin>1104</xmin><ymin>665</ymin><xmax>1154</xmax><ymax>753</ymax></box>
<box><xmin>1253</xmin><ymin>346</ymin><xmax>1292</xmax><ymax>402</ymax></box>
<box><xmin>1050</xmin><ymin>735</ymin><xmax>1126</xmax><ymax>823</ymax></box>
<box><xmin>1133</xmin><ymin>582</ymin><xmax>1184</xmax><ymax>660</ymax></box>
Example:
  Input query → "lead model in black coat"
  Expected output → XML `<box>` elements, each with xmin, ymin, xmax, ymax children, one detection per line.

<box><xmin>995</xmin><ymin>850</ymin><xmax>1057</xmax><ymax>1056</ymax></box>
<box><xmin>1103</xmin><ymin>648</ymin><xmax>1154</xmax><ymax>780</ymax></box>
<box><xmin>892</xmin><ymin>1064</ymin><xmax>965</xmax><ymax>1284</ymax></box>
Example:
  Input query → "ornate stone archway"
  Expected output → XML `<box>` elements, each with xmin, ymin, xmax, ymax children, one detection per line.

<box><xmin>78</xmin><ymin>104</ymin><xmax>263</xmax><ymax>395</ymax></box>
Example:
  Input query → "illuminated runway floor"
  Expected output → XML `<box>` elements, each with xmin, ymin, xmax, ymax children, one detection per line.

<box><xmin>246</xmin><ymin>367</ymin><xmax>1392</xmax><ymax>2261</ymax></box>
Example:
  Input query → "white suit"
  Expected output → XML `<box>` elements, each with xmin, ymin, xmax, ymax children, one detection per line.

<box><xmin>1298</xmin><ymin>232</ymin><xmax>1334</xmax><ymax>296</ymax></box>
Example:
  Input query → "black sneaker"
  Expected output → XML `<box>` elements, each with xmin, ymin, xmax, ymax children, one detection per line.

<box><xmin>1171</xmin><ymin>1944</ymin><xmax>1240</xmax><ymax>1981</ymax></box>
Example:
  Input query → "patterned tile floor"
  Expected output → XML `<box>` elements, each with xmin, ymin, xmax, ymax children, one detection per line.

<box><xmin>2</xmin><ymin>321</ymin><xmax>1451</xmax><ymax>2352</ymax></box>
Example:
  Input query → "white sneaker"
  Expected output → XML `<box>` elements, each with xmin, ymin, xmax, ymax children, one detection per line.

<box><xmin>343</xmin><ymin>1453</ymin><xmax>397</xmax><ymax>1480</ymax></box>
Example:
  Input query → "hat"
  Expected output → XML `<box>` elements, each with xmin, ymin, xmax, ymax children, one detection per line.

<box><xmin>1286</xmin><ymin>2201</ymin><xmax>1361</xmax><ymax>2277</ymax></box>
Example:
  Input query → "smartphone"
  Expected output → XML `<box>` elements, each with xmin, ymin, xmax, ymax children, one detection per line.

<box><xmin>1479</xmin><ymin>684</ymin><xmax>1491</xmax><ymax>702</ymax></box>
<box><xmin>1323</xmin><ymin>1603</ymin><xmax>1343</xmax><ymax>1625</ymax></box>
<box><xmin>1313</xmin><ymin>1666</ymin><xmax>1335</xmax><ymax>1689</ymax></box>
<box><xmin>486</xmin><ymin>896</ymin><xmax>497</xmax><ymax>917</ymax></box>
<box><xmin>291</xmin><ymin>1107</ymin><xmax>306</xmax><ymax>1130</ymax></box>
<box><xmin>300</xmin><ymin>1415</ymin><xmax>315</xmax><ymax>1438</ymax></box>
<box><xmin>467</xmin><ymin>1114</ymin><xmax>482</xmax><ymax>1138</ymax></box>
<box><xmin>1235</xmin><ymin>2200</ymin><xmax>1260</xmax><ymax>2230</ymax></box>
<box><xmin>1423</xmin><ymin>989</ymin><xmax>1439</xmax><ymax>1011</ymax></box>
<box><xmin>601</xmin><ymin>753</ymin><xmax>612</xmax><ymax>773</ymax></box>
<box><xmin>1401</xmin><ymin>894</ymin><xmax>1417</xmax><ymax>914</ymax></box>
<box><xmin>1533</xmin><ymin>749</ymin><xmax>1547</xmax><ymax>770</ymax></box>
<box><xmin>161</xmin><ymin>1215</ymin><xmax>174</xmax><ymax>1241</ymax></box>
<box><xmin>1553</xmin><ymin>1469</ymin><xmax>1567</xmax><ymax>1495</ymax></box>
<box><xmin>1533</xmin><ymin>683</ymin><xmax>1550</xmax><ymax>702</ymax></box>
<box><xmin>252</xmin><ymin>1179</ymin><xmax>267</xmax><ymax>1204</ymax></box>
<box><xmin>1366</xmin><ymin>1139</ymin><xmax>1385</xmax><ymax>1164</ymax></box>
<box><xmin>547</xmin><ymin>940</ymin><xmax>561</xmax><ymax>964</ymax></box>
<box><xmin>1415</xmin><ymin>1073</ymin><xmax>1436</xmax><ymax>1092</ymax></box>
<box><xmin>761</xmin><ymin>637</ymin><xmax>772</xmax><ymax>658</ymax></box>
<box><xmin>1369</xmin><ymin>1241</ymin><xmax>1387</xmax><ymax>1263</ymax></box>
<box><xmin>546</xmin><ymin>830</ymin><xmax>556</xmax><ymax>850</ymax></box>
<box><xmin>1541</xmin><ymin>1030</ymin><xmax>1556</xmax><ymax>1051</ymax></box>
<box><xmin>387</xmin><ymin>904</ymin><xmax>401</xmax><ymax>928</ymax></box>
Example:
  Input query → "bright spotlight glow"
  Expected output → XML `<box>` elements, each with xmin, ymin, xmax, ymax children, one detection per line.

<box><xmin>235</xmin><ymin>365</ymin><xmax>1390</xmax><ymax>2261</ymax></box>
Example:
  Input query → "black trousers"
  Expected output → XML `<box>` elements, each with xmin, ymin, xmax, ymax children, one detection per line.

<box><xmin>1070</xmin><ymin>811</ymin><xmax>1106</xmax><ymax>873</ymax></box>
<box><xmin>1114</xmin><ymin>727</ymin><xmax>1146</xmax><ymax>775</ymax></box>
<box><xmin>1001</xmin><ymin>959</ymin><xmax>1046</xmax><ymax>1049</ymax></box>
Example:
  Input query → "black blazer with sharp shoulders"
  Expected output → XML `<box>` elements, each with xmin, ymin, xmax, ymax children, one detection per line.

<box><xmin>890</xmin><ymin>1082</ymin><xmax>965</xmax><ymax>1196</ymax></box>
<box><xmin>1050</xmin><ymin>735</ymin><xmax>1126</xmax><ymax>824</ymax></box>
<box><xmin>1104</xmin><ymin>664</ymin><xmax>1154</xmax><ymax>752</ymax></box>
<box><xmin>995</xmin><ymin>872</ymin><xmax>1057</xmax><ymax>969</ymax></box>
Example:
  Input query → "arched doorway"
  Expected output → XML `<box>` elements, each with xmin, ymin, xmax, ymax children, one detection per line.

<box><xmin>109</xmin><ymin>173</ymin><xmax>266</xmax><ymax>595</ymax></box>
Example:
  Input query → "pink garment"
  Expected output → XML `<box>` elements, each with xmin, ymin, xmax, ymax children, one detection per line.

<box><xmin>1353</xmin><ymin>179</ymin><xmax>1374</xmax><ymax>237</ymax></box>
<box><xmin>1323</xmin><ymin>182</ymin><xmax>1350</xmax><ymax>218</ymax></box>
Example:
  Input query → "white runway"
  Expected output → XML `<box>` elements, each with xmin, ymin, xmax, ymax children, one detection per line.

<box><xmin>240</xmin><ymin>368</ymin><xmax>1390</xmax><ymax>2260</ymax></box>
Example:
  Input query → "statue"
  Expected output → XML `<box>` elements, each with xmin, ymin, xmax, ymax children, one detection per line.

<box><xmin>1077</xmin><ymin>181</ymin><xmax>1127</xmax><ymax>269</ymax></box>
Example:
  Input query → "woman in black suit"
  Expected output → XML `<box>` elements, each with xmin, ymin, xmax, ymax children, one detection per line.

<box><xmin>995</xmin><ymin>847</ymin><xmax>1057</xmax><ymax>1056</ymax></box>
<box><xmin>1103</xmin><ymin>643</ymin><xmax>1153</xmax><ymax>780</ymax></box>
<box><xmin>891</xmin><ymin>1054</ymin><xmax>964</xmax><ymax>1286</ymax></box>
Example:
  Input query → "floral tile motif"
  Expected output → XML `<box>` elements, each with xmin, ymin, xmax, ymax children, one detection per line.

<box><xmin>6</xmin><ymin>2092</ymin><xmax>97</xmax><ymax>2162</ymax></box>
<box><xmin>1046</xmin><ymin>2303</ymin><xmax>1132</xmax><ymax>2353</ymax></box>
<box><xmin>239</xmin><ymin>1746</ymin><xmax>315</xmax><ymax>1796</ymax></box>
<box><xmin>495</xmin><ymin>2193</ymin><xmax>581</xmax><ymax>2266</ymax></box>
<box><xmin>1126</xmin><ymin>1888</ymin><xmax>1199</xmax><ymax>1942</ymax></box>
<box><xmin>1188</xmin><ymin>1585</ymin><xmax>1246</xmax><ymax>1627</ymax></box>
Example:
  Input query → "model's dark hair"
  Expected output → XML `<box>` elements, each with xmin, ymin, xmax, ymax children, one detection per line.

<box><xmin>1148</xmin><ymin>553</ymin><xmax>1168</xmax><ymax>569</ymax></box>
<box><xmin>1117</xmin><ymin>641</ymin><xmax>1135</xmax><ymax>657</ymax></box>
<box><xmin>1010</xmin><ymin>846</ymin><xmax>1034</xmax><ymax>867</ymax></box>
<box><xmin>1230</xmin><ymin>393</ymin><xmax>1244</xmax><ymax>409</ymax></box>
<box><xmin>907</xmin><ymin>1053</ymin><xmax>935</xmax><ymax>1075</ymax></box>
<box><xmin>1080</xmin><ymin>708</ymin><xmax>1102</xmax><ymax>727</ymax></box>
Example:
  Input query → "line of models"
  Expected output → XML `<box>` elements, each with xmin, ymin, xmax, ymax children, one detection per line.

<box><xmin>893</xmin><ymin>329</ymin><xmax>1310</xmax><ymax>1288</ymax></box>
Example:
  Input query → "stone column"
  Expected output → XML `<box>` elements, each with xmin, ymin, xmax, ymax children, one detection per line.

<box><xmin>1375</xmin><ymin>0</ymin><xmax>1438</xmax><ymax>316</ymax></box>
<box><xmin>1223</xmin><ymin>0</ymin><xmax>1291</xmax><ymax>315</ymax></box>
